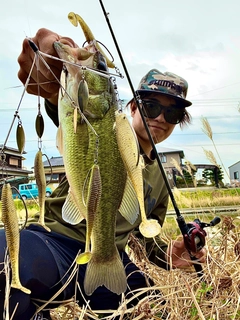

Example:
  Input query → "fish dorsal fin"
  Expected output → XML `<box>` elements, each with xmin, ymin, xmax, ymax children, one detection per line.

<box><xmin>119</xmin><ymin>175</ymin><xmax>139</xmax><ymax>225</ymax></box>
<box><xmin>62</xmin><ymin>190</ymin><xmax>85</xmax><ymax>225</ymax></box>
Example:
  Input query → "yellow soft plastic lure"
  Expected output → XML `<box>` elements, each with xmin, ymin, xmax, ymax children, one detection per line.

<box><xmin>1</xmin><ymin>183</ymin><xmax>31</xmax><ymax>294</ymax></box>
<box><xmin>68</xmin><ymin>12</ymin><xmax>115</xmax><ymax>68</ymax></box>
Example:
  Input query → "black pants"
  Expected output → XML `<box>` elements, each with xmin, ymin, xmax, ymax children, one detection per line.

<box><xmin>0</xmin><ymin>225</ymin><xmax>151</xmax><ymax>319</ymax></box>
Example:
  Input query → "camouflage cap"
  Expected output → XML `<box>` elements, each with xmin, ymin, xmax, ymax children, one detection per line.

<box><xmin>137</xmin><ymin>69</ymin><xmax>192</xmax><ymax>107</ymax></box>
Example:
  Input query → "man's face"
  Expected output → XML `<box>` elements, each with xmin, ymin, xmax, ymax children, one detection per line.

<box><xmin>131</xmin><ymin>94</ymin><xmax>179</xmax><ymax>146</ymax></box>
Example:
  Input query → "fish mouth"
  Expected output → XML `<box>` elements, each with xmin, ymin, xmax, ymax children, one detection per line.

<box><xmin>53</xmin><ymin>41</ymin><xmax>68</xmax><ymax>55</ymax></box>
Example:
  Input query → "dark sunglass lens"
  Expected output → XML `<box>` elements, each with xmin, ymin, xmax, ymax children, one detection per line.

<box><xmin>142</xmin><ymin>99</ymin><xmax>185</xmax><ymax>124</ymax></box>
<box><xmin>164</xmin><ymin>108</ymin><xmax>185</xmax><ymax>124</ymax></box>
<box><xmin>142</xmin><ymin>100</ymin><xmax>162</xmax><ymax>118</ymax></box>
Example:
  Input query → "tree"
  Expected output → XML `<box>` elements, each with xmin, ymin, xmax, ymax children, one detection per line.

<box><xmin>182</xmin><ymin>161</ymin><xmax>197</xmax><ymax>187</ymax></box>
<box><xmin>202</xmin><ymin>166</ymin><xmax>224</xmax><ymax>187</ymax></box>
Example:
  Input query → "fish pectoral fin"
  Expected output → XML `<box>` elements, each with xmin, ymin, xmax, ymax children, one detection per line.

<box><xmin>84</xmin><ymin>250</ymin><xmax>127</xmax><ymax>296</ymax></box>
<box><xmin>62</xmin><ymin>192</ymin><xmax>85</xmax><ymax>225</ymax></box>
<box><xmin>119</xmin><ymin>175</ymin><xmax>139</xmax><ymax>225</ymax></box>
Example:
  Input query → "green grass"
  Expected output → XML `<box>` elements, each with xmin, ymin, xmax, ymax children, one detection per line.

<box><xmin>167</xmin><ymin>187</ymin><xmax>240</xmax><ymax>210</ymax></box>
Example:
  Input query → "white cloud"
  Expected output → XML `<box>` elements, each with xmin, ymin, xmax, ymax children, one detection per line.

<box><xmin>0</xmin><ymin>0</ymin><xmax>240</xmax><ymax>183</ymax></box>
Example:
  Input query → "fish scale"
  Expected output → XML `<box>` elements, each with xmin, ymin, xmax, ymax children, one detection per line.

<box><xmin>53</xmin><ymin>11</ymin><xmax>147</xmax><ymax>295</ymax></box>
<box><xmin>57</xmin><ymin>91</ymin><xmax>90</xmax><ymax>224</ymax></box>
<box><xmin>83</xmin><ymin>101</ymin><xmax>127</xmax><ymax>295</ymax></box>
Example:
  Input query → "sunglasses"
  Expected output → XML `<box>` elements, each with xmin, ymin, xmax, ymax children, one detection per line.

<box><xmin>141</xmin><ymin>99</ymin><xmax>185</xmax><ymax>124</ymax></box>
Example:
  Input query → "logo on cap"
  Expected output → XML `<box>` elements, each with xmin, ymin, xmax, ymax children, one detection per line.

<box><xmin>137</xmin><ymin>69</ymin><xmax>192</xmax><ymax>107</ymax></box>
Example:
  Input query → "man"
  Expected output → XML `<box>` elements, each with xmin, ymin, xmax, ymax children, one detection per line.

<box><xmin>0</xmin><ymin>28</ymin><xmax>205</xmax><ymax>319</ymax></box>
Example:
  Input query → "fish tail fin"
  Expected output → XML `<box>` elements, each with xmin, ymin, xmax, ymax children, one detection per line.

<box><xmin>84</xmin><ymin>250</ymin><xmax>127</xmax><ymax>296</ymax></box>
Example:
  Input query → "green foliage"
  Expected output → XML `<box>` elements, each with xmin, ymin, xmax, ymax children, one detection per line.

<box><xmin>189</xmin><ymin>282</ymin><xmax>213</xmax><ymax>317</ymax></box>
<box><xmin>230</xmin><ymin>310</ymin><xmax>240</xmax><ymax>319</ymax></box>
<box><xmin>183</xmin><ymin>169</ymin><xmax>195</xmax><ymax>184</ymax></box>
<box><xmin>202</xmin><ymin>166</ymin><xmax>224</xmax><ymax>186</ymax></box>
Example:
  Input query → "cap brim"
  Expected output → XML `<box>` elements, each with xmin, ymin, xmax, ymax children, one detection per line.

<box><xmin>137</xmin><ymin>90</ymin><xmax>192</xmax><ymax>107</ymax></box>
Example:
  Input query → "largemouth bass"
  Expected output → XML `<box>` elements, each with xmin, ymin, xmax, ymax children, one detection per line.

<box><xmin>54</xmin><ymin>38</ymin><xmax>135</xmax><ymax>295</ymax></box>
<box><xmin>1</xmin><ymin>183</ymin><xmax>31</xmax><ymax>294</ymax></box>
<box><xmin>34</xmin><ymin>150</ymin><xmax>51</xmax><ymax>232</ymax></box>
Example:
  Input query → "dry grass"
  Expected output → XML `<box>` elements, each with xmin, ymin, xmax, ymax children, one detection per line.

<box><xmin>45</xmin><ymin>213</ymin><xmax>240</xmax><ymax>320</ymax></box>
<box><xmin>1</xmin><ymin>193</ymin><xmax>240</xmax><ymax>319</ymax></box>
<box><xmin>3</xmin><ymin>213</ymin><xmax>240</xmax><ymax>319</ymax></box>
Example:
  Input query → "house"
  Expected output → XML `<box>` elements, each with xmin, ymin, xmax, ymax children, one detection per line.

<box><xmin>0</xmin><ymin>145</ymin><xmax>33</xmax><ymax>194</ymax></box>
<box><xmin>42</xmin><ymin>147</ymin><xmax>222</xmax><ymax>189</ymax></box>
<box><xmin>42</xmin><ymin>147</ymin><xmax>185</xmax><ymax>189</ymax></box>
<box><xmin>229</xmin><ymin>160</ymin><xmax>240</xmax><ymax>183</ymax></box>
<box><xmin>0</xmin><ymin>145</ymin><xmax>32</xmax><ymax>180</ymax></box>
<box><xmin>43</xmin><ymin>156</ymin><xmax>65</xmax><ymax>191</ymax></box>
<box><xmin>155</xmin><ymin>145</ymin><xmax>185</xmax><ymax>187</ymax></box>
<box><xmin>155</xmin><ymin>146</ymin><xmax>220</xmax><ymax>187</ymax></box>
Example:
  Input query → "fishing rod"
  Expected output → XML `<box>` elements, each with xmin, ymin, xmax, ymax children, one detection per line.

<box><xmin>99</xmin><ymin>0</ymin><xmax>221</xmax><ymax>278</ymax></box>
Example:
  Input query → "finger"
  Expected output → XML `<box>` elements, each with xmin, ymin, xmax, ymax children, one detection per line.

<box><xmin>18</xmin><ymin>63</ymin><xmax>60</xmax><ymax>98</ymax></box>
<box><xmin>18</xmin><ymin>38</ymin><xmax>35</xmax><ymax>84</ymax></box>
<box><xmin>195</xmin><ymin>249</ymin><xmax>207</xmax><ymax>263</ymax></box>
<box><xmin>60</xmin><ymin>36</ymin><xmax>79</xmax><ymax>48</ymax></box>
<box><xmin>26</xmin><ymin>79</ymin><xmax>59</xmax><ymax>99</ymax></box>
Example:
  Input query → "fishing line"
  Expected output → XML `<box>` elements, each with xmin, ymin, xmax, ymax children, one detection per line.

<box><xmin>29</xmin><ymin>40</ymin><xmax>123</xmax><ymax>80</ymax></box>
<box><xmin>0</xmin><ymin>54</ymin><xmax>37</xmax><ymax>151</ymax></box>
<box><xmin>28</xmin><ymin>39</ymin><xmax>99</xmax><ymax>140</ymax></box>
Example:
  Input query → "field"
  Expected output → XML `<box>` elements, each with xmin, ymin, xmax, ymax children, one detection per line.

<box><xmin>1</xmin><ymin>188</ymin><xmax>240</xmax><ymax>319</ymax></box>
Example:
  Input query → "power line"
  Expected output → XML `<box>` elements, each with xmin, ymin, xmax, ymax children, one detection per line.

<box><xmin>3</xmin><ymin>138</ymin><xmax>239</xmax><ymax>147</ymax></box>
<box><xmin>171</xmin><ymin>132</ymin><xmax>240</xmax><ymax>136</ymax></box>
<box><xmin>178</xmin><ymin>143</ymin><xmax>240</xmax><ymax>147</ymax></box>
<box><xmin>189</xmin><ymin>81</ymin><xmax>240</xmax><ymax>98</ymax></box>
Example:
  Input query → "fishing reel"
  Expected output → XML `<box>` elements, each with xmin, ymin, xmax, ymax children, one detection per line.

<box><xmin>176</xmin><ymin>215</ymin><xmax>221</xmax><ymax>254</ymax></box>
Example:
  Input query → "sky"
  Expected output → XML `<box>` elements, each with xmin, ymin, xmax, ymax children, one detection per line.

<box><xmin>0</xmin><ymin>0</ymin><xmax>240</xmax><ymax>184</ymax></box>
